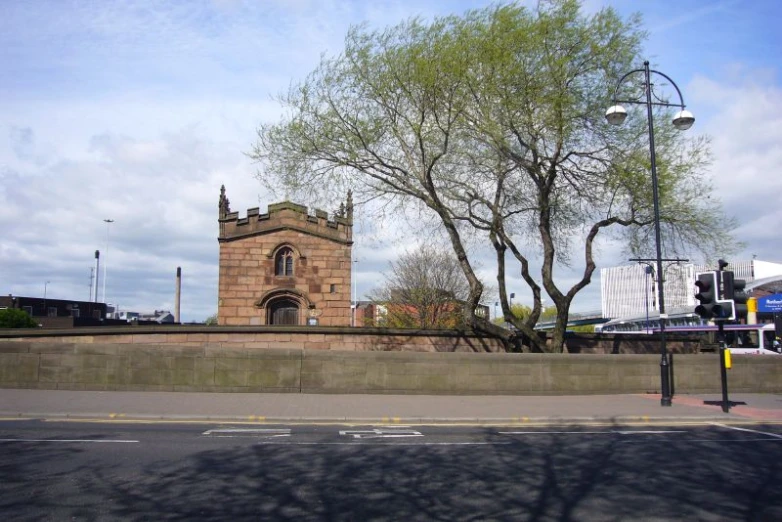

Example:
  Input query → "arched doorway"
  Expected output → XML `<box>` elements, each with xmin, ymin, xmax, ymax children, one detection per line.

<box><xmin>267</xmin><ymin>297</ymin><xmax>300</xmax><ymax>325</ymax></box>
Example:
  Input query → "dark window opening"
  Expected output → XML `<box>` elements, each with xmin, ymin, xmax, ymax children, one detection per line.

<box><xmin>275</xmin><ymin>247</ymin><xmax>295</xmax><ymax>276</ymax></box>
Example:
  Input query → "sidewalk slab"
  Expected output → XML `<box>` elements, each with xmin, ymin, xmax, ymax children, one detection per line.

<box><xmin>1</xmin><ymin>388</ymin><xmax>780</xmax><ymax>425</ymax></box>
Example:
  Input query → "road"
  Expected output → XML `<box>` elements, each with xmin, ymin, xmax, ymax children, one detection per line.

<box><xmin>1</xmin><ymin>420</ymin><xmax>781</xmax><ymax>521</ymax></box>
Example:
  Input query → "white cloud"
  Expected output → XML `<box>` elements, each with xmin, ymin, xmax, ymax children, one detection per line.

<box><xmin>689</xmin><ymin>68</ymin><xmax>782</xmax><ymax>261</ymax></box>
<box><xmin>1</xmin><ymin>0</ymin><xmax>780</xmax><ymax>321</ymax></box>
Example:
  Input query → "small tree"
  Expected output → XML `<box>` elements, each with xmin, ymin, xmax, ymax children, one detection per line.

<box><xmin>493</xmin><ymin>303</ymin><xmax>557</xmax><ymax>326</ymax></box>
<box><xmin>370</xmin><ymin>246</ymin><xmax>471</xmax><ymax>329</ymax></box>
<box><xmin>0</xmin><ymin>309</ymin><xmax>39</xmax><ymax>329</ymax></box>
<box><xmin>569</xmin><ymin>324</ymin><xmax>595</xmax><ymax>333</ymax></box>
<box><xmin>494</xmin><ymin>304</ymin><xmax>534</xmax><ymax>324</ymax></box>
<box><xmin>204</xmin><ymin>313</ymin><xmax>219</xmax><ymax>326</ymax></box>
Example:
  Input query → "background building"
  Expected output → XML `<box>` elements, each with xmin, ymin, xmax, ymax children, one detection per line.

<box><xmin>600</xmin><ymin>263</ymin><xmax>694</xmax><ymax>320</ymax></box>
<box><xmin>601</xmin><ymin>259</ymin><xmax>782</xmax><ymax>320</ymax></box>
<box><xmin>0</xmin><ymin>295</ymin><xmax>108</xmax><ymax>328</ymax></box>
<box><xmin>217</xmin><ymin>186</ymin><xmax>354</xmax><ymax>326</ymax></box>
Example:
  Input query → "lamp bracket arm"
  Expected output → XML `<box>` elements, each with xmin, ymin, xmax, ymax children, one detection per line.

<box><xmin>610</xmin><ymin>68</ymin><xmax>646</xmax><ymax>101</ymax></box>
<box><xmin>610</xmin><ymin>68</ymin><xmax>688</xmax><ymax>109</ymax></box>
<box><xmin>612</xmin><ymin>98</ymin><xmax>686</xmax><ymax>110</ymax></box>
<box><xmin>648</xmin><ymin>68</ymin><xmax>688</xmax><ymax>108</ymax></box>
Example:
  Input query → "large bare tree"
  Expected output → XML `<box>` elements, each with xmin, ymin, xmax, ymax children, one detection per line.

<box><xmin>251</xmin><ymin>0</ymin><xmax>736</xmax><ymax>352</ymax></box>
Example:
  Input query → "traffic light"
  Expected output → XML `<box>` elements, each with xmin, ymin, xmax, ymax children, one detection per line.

<box><xmin>694</xmin><ymin>271</ymin><xmax>718</xmax><ymax>319</ymax></box>
<box><xmin>722</xmin><ymin>271</ymin><xmax>748</xmax><ymax>321</ymax></box>
<box><xmin>714</xmin><ymin>299</ymin><xmax>735</xmax><ymax>321</ymax></box>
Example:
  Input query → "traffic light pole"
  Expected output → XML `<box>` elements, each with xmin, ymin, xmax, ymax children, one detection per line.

<box><xmin>716</xmin><ymin>262</ymin><xmax>731</xmax><ymax>413</ymax></box>
<box><xmin>695</xmin><ymin>261</ymin><xmax>738</xmax><ymax>414</ymax></box>
<box><xmin>717</xmin><ymin>320</ymin><xmax>730</xmax><ymax>413</ymax></box>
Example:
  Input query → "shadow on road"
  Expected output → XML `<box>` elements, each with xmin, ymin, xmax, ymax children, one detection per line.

<box><xmin>2</xmin><ymin>423</ymin><xmax>782</xmax><ymax>521</ymax></box>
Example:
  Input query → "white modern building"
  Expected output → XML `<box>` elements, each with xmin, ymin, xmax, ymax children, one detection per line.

<box><xmin>600</xmin><ymin>259</ymin><xmax>782</xmax><ymax>320</ymax></box>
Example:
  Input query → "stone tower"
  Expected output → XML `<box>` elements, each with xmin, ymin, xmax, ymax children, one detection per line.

<box><xmin>217</xmin><ymin>186</ymin><xmax>354</xmax><ymax>326</ymax></box>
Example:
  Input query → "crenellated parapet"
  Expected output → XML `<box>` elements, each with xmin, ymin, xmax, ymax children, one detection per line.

<box><xmin>218</xmin><ymin>186</ymin><xmax>353</xmax><ymax>245</ymax></box>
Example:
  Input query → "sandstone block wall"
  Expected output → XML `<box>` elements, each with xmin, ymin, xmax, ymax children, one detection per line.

<box><xmin>2</xmin><ymin>340</ymin><xmax>780</xmax><ymax>394</ymax></box>
<box><xmin>0</xmin><ymin>342</ymin><xmax>301</xmax><ymax>393</ymax></box>
<box><xmin>2</xmin><ymin>327</ymin><xmax>780</xmax><ymax>394</ymax></box>
<box><xmin>218</xmin><ymin>231</ymin><xmax>352</xmax><ymax>326</ymax></box>
<box><xmin>218</xmin><ymin>199</ymin><xmax>353</xmax><ymax>327</ymax></box>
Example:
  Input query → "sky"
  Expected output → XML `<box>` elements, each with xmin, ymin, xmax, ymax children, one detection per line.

<box><xmin>1</xmin><ymin>0</ymin><xmax>781</xmax><ymax>322</ymax></box>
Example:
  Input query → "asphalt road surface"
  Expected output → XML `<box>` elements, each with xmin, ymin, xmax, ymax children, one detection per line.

<box><xmin>1</xmin><ymin>420</ymin><xmax>781</xmax><ymax>521</ymax></box>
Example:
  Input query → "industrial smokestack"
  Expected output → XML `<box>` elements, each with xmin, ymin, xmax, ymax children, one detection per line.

<box><xmin>175</xmin><ymin>266</ymin><xmax>181</xmax><ymax>323</ymax></box>
<box><xmin>94</xmin><ymin>250</ymin><xmax>100</xmax><ymax>303</ymax></box>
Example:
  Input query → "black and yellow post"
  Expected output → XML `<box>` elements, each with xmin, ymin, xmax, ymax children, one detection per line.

<box><xmin>717</xmin><ymin>319</ymin><xmax>731</xmax><ymax>413</ymax></box>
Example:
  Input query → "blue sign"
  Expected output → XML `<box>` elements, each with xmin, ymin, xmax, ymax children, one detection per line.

<box><xmin>757</xmin><ymin>293</ymin><xmax>782</xmax><ymax>313</ymax></box>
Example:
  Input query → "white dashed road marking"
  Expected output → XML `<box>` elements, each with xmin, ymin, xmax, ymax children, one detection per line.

<box><xmin>498</xmin><ymin>430</ymin><xmax>685</xmax><ymax>435</ymax></box>
<box><xmin>202</xmin><ymin>428</ymin><xmax>291</xmax><ymax>438</ymax></box>
<box><xmin>0</xmin><ymin>438</ymin><xmax>139</xmax><ymax>443</ymax></box>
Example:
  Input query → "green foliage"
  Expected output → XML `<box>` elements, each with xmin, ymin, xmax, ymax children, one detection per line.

<box><xmin>568</xmin><ymin>324</ymin><xmax>595</xmax><ymax>333</ymax></box>
<box><xmin>510</xmin><ymin>304</ymin><xmax>532</xmax><ymax>321</ymax></box>
<box><xmin>0</xmin><ymin>308</ymin><xmax>39</xmax><ymax>329</ymax></box>
<box><xmin>204</xmin><ymin>313</ymin><xmax>219</xmax><ymax>326</ymax></box>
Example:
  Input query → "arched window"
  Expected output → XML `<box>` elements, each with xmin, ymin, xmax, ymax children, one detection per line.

<box><xmin>275</xmin><ymin>247</ymin><xmax>294</xmax><ymax>276</ymax></box>
<box><xmin>268</xmin><ymin>298</ymin><xmax>300</xmax><ymax>325</ymax></box>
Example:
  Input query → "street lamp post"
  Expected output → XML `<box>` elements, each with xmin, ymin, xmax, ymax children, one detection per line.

<box><xmin>644</xmin><ymin>265</ymin><xmax>653</xmax><ymax>334</ymax></box>
<box><xmin>608</xmin><ymin>61</ymin><xmax>694</xmax><ymax>407</ymax></box>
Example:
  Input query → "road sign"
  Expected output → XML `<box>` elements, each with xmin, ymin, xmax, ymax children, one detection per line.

<box><xmin>757</xmin><ymin>293</ymin><xmax>782</xmax><ymax>313</ymax></box>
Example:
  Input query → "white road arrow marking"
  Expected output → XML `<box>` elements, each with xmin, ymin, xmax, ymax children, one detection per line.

<box><xmin>339</xmin><ymin>427</ymin><xmax>423</xmax><ymax>439</ymax></box>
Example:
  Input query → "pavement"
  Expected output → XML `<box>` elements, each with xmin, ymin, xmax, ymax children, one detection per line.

<box><xmin>1</xmin><ymin>388</ymin><xmax>782</xmax><ymax>425</ymax></box>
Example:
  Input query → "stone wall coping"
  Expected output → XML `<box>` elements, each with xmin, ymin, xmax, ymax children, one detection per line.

<box><xmin>301</xmin><ymin>350</ymin><xmax>670</xmax><ymax>362</ymax></box>
<box><xmin>218</xmin><ymin>224</ymin><xmax>353</xmax><ymax>246</ymax></box>
<box><xmin>0</xmin><ymin>325</ymin><xmax>496</xmax><ymax>340</ymax></box>
<box><xmin>0</xmin><ymin>325</ymin><xmax>704</xmax><ymax>343</ymax></box>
